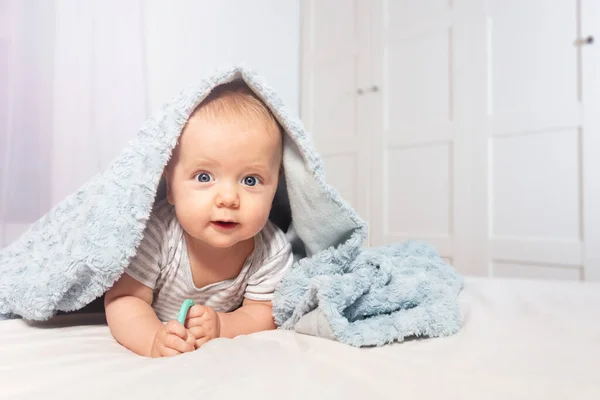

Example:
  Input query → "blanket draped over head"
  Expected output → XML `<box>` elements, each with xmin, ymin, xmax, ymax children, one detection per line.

<box><xmin>0</xmin><ymin>66</ymin><xmax>463</xmax><ymax>347</ymax></box>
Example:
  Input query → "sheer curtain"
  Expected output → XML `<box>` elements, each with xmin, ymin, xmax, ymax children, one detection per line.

<box><xmin>0</xmin><ymin>0</ymin><xmax>147</xmax><ymax>247</ymax></box>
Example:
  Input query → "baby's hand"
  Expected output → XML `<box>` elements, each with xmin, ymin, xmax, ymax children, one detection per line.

<box><xmin>150</xmin><ymin>320</ymin><xmax>196</xmax><ymax>358</ymax></box>
<box><xmin>185</xmin><ymin>305</ymin><xmax>221</xmax><ymax>349</ymax></box>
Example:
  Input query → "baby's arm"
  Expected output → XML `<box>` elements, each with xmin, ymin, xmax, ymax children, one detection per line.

<box><xmin>217</xmin><ymin>298</ymin><xmax>276</xmax><ymax>338</ymax></box>
<box><xmin>208</xmin><ymin>236</ymin><xmax>294</xmax><ymax>339</ymax></box>
<box><xmin>105</xmin><ymin>273</ymin><xmax>195</xmax><ymax>357</ymax></box>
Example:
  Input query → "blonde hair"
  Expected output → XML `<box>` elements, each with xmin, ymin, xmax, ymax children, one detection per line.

<box><xmin>193</xmin><ymin>80</ymin><xmax>281</xmax><ymax>136</ymax></box>
<box><xmin>166</xmin><ymin>80</ymin><xmax>283</xmax><ymax>174</ymax></box>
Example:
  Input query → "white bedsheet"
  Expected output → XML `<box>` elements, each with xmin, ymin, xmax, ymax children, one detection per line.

<box><xmin>1</xmin><ymin>277</ymin><xmax>599</xmax><ymax>399</ymax></box>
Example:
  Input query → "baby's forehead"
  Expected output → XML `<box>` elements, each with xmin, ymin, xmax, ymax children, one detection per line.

<box><xmin>190</xmin><ymin>83</ymin><xmax>281</xmax><ymax>133</ymax></box>
<box><xmin>184</xmin><ymin>103</ymin><xmax>281</xmax><ymax>143</ymax></box>
<box><xmin>185</xmin><ymin>113</ymin><xmax>279</xmax><ymax>141</ymax></box>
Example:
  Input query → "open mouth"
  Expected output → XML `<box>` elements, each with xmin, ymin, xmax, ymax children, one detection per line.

<box><xmin>211</xmin><ymin>221</ymin><xmax>239</xmax><ymax>229</ymax></box>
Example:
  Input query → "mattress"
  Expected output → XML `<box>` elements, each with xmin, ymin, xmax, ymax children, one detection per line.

<box><xmin>1</xmin><ymin>277</ymin><xmax>599</xmax><ymax>399</ymax></box>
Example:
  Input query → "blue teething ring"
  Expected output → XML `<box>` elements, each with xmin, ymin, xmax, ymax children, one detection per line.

<box><xmin>177</xmin><ymin>299</ymin><xmax>195</xmax><ymax>325</ymax></box>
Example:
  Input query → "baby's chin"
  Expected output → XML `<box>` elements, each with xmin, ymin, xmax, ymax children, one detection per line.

<box><xmin>188</xmin><ymin>231</ymin><xmax>255</xmax><ymax>250</ymax></box>
<box><xmin>205</xmin><ymin>238</ymin><xmax>245</xmax><ymax>249</ymax></box>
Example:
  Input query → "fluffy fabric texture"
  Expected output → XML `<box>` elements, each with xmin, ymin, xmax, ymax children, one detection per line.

<box><xmin>0</xmin><ymin>66</ymin><xmax>463</xmax><ymax>346</ymax></box>
<box><xmin>273</xmin><ymin>241</ymin><xmax>463</xmax><ymax>346</ymax></box>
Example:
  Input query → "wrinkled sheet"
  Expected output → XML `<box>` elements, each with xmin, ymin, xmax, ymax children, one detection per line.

<box><xmin>1</xmin><ymin>277</ymin><xmax>598</xmax><ymax>400</ymax></box>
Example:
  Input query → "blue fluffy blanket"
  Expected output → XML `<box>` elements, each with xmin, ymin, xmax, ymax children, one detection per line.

<box><xmin>0</xmin><ymin>66</ymin><xmax>463</xmax><ymax>346</ymax></box>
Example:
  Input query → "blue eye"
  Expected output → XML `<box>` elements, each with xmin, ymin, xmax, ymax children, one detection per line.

<box><xmin>195</xmin><ymin>172</ymin><xmax>213</xmax><ymax>183</ymax></box>
<box><xmin>243</xmin><ymin>176</ymin><xmax>259</xmax><ymax>186</ymax></box>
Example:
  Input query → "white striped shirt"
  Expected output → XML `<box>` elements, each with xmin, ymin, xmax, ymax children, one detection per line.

<box><xmin>125</xmin><ymin>200</ymin><xmax>292</xmax><ymax>322</ymax></box>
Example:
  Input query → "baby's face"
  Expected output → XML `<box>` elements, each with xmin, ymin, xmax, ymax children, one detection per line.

<box><xmin>165</xmin><ymin>110</ymin><xmax>282</xmax><ymax>249</ymax></box>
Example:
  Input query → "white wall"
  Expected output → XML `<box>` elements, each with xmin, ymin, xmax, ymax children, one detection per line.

<box><xmin>141</xmin><ymin>0</ymin><xmax>301</xmax><ymax>115</ymax></box>
<box><xmin>0</xmin><ymin>0</ymin><xmax>300</xmax><ymax>248</ymax></box>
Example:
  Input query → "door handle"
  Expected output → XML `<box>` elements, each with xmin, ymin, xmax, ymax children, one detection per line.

<box><xmin>356</xmin><ymin>85</ymin><xmax>379</xmax><ymax>95</ymax></box>
<box><xmin>575</xmin><ymin>35</ymin><xmax>594</xmax><ymax>46</ymax></box>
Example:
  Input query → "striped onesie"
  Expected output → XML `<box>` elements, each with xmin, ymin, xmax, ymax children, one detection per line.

<box><xmin>125</xmin><ymin>200</ymin><xmax>293</xmax><ymax>322</ymax></box>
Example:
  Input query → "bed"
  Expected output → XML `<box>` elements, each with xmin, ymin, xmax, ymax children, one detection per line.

<box><xmin>1</xmin><ymin>276</ymin><xmax>598</xmax><ymax>399</ymax></box>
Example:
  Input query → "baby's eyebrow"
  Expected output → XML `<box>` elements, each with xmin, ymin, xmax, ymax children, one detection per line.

<box><xmin>245</xmin><ymin>164</ymin><xmax>271</xmax><ymax>173</ymax></box>
<box><xmin>187</xmin><ymin>156</ymin><xmax>219</xmax><ymax>167</ymax></box>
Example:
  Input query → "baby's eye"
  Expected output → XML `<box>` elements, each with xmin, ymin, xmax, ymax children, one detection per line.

<box><xmin>195</xmin><ymin>172</ymin><xmax>213</xmax><ymax>183</ymax></box>
<box><xmin>242</xmin><ymin>176</ymin><xmax>260</xmax><ymax>186</ymax></box>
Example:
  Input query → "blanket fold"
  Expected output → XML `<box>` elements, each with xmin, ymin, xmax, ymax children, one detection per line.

<box><xmin>273</xmin><ymin>241</ymin><xmax>463</xmax><ymax>346</ymax></box>
<box><xmin>0</xmin><ymin>66</ymin><xmax>463</xmax><ymax>346</ymax></box>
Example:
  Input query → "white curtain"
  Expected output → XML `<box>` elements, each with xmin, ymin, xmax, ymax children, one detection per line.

<box><xmin>0</xmin><ymin>0</ymin><xmax>147</xmax><ymax>247</ymax></box>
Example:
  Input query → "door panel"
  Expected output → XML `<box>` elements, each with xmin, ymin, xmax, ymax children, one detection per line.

<box><xmin>387</xmin><ymin>28</ymin><xmax>452</xmax><ymax>145</ymax></box>
<box><xmin>369</xmin><ymin>0</ymin><xmax>462</xmax><ymax>267</ymax></box>
<box><xmin>312</xmin><ymin>61</ymin><xmax>358</xmax><ymax>147</ymax></box>
<box><xmin>582</xmin><ymin>0</ymin><xmax>600</xmax><ymax>280</ymax></box>
<box><xmin>301</xmin><ymin>0</ymin><xmax>371</xmax><ymax>237</ymax></box>
<box><xmin>491</xmin><ymin>129</ymin><xmax>580</xmax><ymax>240</ymax></box>
<box><xmin>386</xmin><ymin>144</ymin><xmax>451</xmax><ymax>237</ymax></box>
<box><xmin>486</xmin><ymin>0</ymin><xmax>584</xmax><ymax>280</ymax></box>
<box><xmin>489</xmin><ymin>0</ymin><xmax>579</xmax><ymax>135</ymax></box>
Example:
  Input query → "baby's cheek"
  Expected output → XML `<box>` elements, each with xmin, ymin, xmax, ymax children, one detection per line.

<box><xmin>245</xmin><ymin>200</ymin><xmax>271</xmax><ymax>224</ymax></box>
<box><xmin>176</xmin><ymin>202</ymin><xmax>210</xmax><ymax>236</ymax></box>
<box><xmin>181</xmin><ymin>195</ymin><xmax>210</xmax><ymax>217</ymax></box>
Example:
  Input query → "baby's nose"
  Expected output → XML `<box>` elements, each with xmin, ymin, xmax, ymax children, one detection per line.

<box><xmin>216</xmin><ymin>185</ymin><xmax>239</xmax><ymax>208</ymax></box>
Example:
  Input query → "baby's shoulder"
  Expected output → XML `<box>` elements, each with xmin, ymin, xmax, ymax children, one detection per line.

<box><xmin>260</xmin><ymin>219</ymin><xmax>287</xmax><ymax>241</ymax></box>
<box><xmin>150</xmin><ymin>198</ymin><xmax>176</xmax><ymax>221</ymax></box>
<box><xmin>146</xmin><ymin>198</ymin><xmax>174</xmax><ymax>221</ymax></box>
<box><xmin>144</xmin><ymin>199</ymin><xmax>179</xmax><ymax>240</ymax></box>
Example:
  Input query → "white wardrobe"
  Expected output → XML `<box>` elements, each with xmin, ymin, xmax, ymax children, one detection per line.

<box><xmin>301</xmin><ymin>0</ymin><xmax>600</xmax><ymax>281</ymax></box>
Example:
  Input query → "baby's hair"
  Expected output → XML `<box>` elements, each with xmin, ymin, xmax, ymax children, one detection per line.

<box><xmin>193</xmin><ymin>79</ymin><xmax>282</xmax><ymax>139</ymax></box>
<box><xmin>165</xmin><ymin>80</ymin><xmax>285</xmax><ymax>175</ymax></box>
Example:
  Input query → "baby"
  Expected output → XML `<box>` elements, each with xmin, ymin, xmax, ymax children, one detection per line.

<box><xmin>104</xmin><ymin>80</ymin><xmax>292</xmax><ymax>357</ymax></box>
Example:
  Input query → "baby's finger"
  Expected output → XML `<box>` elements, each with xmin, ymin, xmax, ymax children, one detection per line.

<box><xmin>185</xmin><ymin>329</ymin><xmax>196</xmax><ymax>348</ymax></box>
<box><xmin>159</xmin><ymin>346</ymin><xmax>181</xmax><ymax>357</ymax></box>
<box><xmin>187</xmin><ymin>305</ymin><xmax>207</xmax><ymax>319</ymax></box>
<box><xmin>185</xmin><ymin>316</ymin><xmax>205</xmax><ymax>328</ymax></box>
<box><xmin>195</xmin><ymin>336</ymin><xmax>210</xmax><ymax>349</ymax></box>
<box><xmin>165</xmin><ymin>333</ymin><xmax>195</xmax><ymax>353</ymax></box>
<box><xmin>189</xmin><ymin>325</ymin><xmax>206</xmax><ymax>339</ymax></box>
<box><xmin>164</xmin><ymin>320</ymin><xmax>187</xmax><ymax>339</ymax></box>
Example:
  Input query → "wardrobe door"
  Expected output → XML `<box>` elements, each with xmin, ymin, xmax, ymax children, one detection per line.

<box><xmin>300</xmin><ymin>0</ymin><xmax>372</xmax><ymax>239</ymax></box>
<box><xmin>368</xmin><ymin>0</ymin><xmax>600</xmax><ymax>280</ymax></box>
<box><xmin>473</xmin><ymin>0</ymin><xmax>597</xmax><ymax>281</ymax></box>
<box><xmin>368</xmin><ymin>0</ymin><xmax>475</xmax><ymax>271</ymax></box>
<box><xmin>582</xmin><ymin>0</ymin><xmax>600</xmax><ymax>281</ymax></box>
